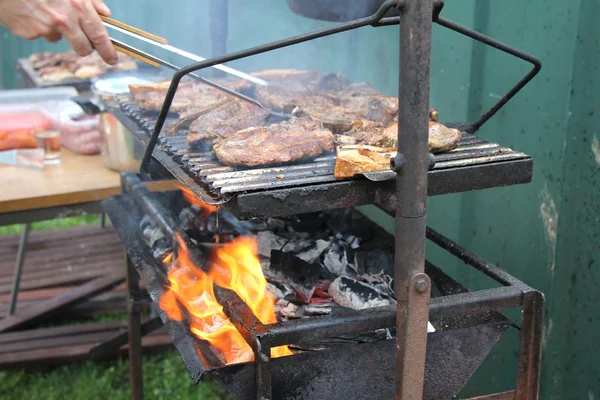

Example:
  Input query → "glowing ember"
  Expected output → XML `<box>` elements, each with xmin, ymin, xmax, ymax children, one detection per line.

<box><xmin>210</xmin><ymin>237</ymin><xmax>293</xmax><ymax>358</ymax></box>
<box><xmin>159</xmin><ymin>234</ymin><xmax>253</xmax><ymax>364</ymax></box>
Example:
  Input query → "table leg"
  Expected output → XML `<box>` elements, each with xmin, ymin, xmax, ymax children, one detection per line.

<box><xmin>8</xmin><ymin>223</ymin><xmax>31</xmax><ymax>316</ymax></box>
<box><xmin>100</xmin><ymin>213</ymin><xmax>107</xmax><ymax>229</ymax></box>
<box><xmin>127</xmin><ymin>253</ymin><xmax>144</xmax><ymax>400</ymax></box>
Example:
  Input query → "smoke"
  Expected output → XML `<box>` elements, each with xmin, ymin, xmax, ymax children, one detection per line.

<box><xmin>102</xmin><ymin>0</ymin><xmax>400</xmax><ymax>93</ymax></box>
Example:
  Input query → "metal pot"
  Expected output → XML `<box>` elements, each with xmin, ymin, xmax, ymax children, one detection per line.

<box><xmin>72</xmin><ymin>71</ymin><xmax>161</xmax><ymax>172</ymax></box>
<box><xmin>286</xmin><ymin>0</ymin><xmax>398</xmax><ymax>22</ymax></box>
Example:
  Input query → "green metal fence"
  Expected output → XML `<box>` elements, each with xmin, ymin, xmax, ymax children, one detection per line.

<box><xmin>1</xmin><ymin>0</ymin><xmax>598</xmax><ymax>398</ymax></box>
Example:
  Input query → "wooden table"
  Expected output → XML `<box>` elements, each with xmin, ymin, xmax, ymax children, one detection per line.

<box><xmin>0</xmin><ymin>149</ymin><xmax>121</xmax><ymax>316</ymax></box>
<box><xmin>0</xmin><ymin>149</ymin><xmax>121</xmax><ymax>217</ymax></box>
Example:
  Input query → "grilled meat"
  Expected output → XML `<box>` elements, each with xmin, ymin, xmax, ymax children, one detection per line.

<box><xmin>379</xmin><ymin>121</ymin><xmax>462</xmax><ymax>152</ymax></box>
<box><xmin>29</xmin><ymin>51</ymin><xmax>137</xmax><ymax>82</ymax></box>
<box><xmin>292</xmin><ymin>105</ymin><xmax>362</xmax><ymax>134</ymax></box>
<box><xmin>426</xmin><ymin>121</ymin><xmax>462</xmax><ymax>152</ymax></box>
<box><xmin>334</xmin><ymin>82</ymin><xmax>380</xmax><ymax>98</ymax></box>
<box><xmin>391</xmin><ymin>107</ymin><xmax>439</xmax><ymax>122</ymax></box>
<box><xmin>316</xmin><ymin>73</ymin><xmax>351</xmax><ymax>92</ymax></box>
<box><xmin>186</xmin><ymin>100</ymin><xmax>270</xmax><ymax>145</ymax></box>
<box><xmin>165</xmin><ymin>99</ymin><xmax>230</xmax><ymax>135</ymax></box>
<box><xmin>339</xmin><ymin>120</ymin><xmax>461</xmax><ymax>152</ymax></box>
<box><xmin>255</xmin><ymin>83</ymin><xmax>337</xmax><ymax>113</ymax></box>
<box><xmin>213</xmin><ymin>118</ymin><xmax>335</xmax><ymax>167</ymax></box>
<box><xmin>130</xmin><ymin>82</ymin><xmax>227</xmax><ymax>113</ymax></box>
<box><xmin>337</xmin><ymin>120</ymin><xmax>387</xmax><ymax>146</ymax></box>
<box><xmin>340</xmin><ymin>95</ymin><xmax>398</xmax><ymax>124</ymax></box>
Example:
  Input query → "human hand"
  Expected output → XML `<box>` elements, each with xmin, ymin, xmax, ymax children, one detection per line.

<box><xmin>0</xmin><ymin>0</ymin><xmax>118</xmax><ymax>65</ymax></box>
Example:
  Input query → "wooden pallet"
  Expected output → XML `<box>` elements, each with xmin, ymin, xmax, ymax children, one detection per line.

<box><xmin>0</xmin><ymin>225</ymin><xmax>164</xmax><ymax>369</ymax></box>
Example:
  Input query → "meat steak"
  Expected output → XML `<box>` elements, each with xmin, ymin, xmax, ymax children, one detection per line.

<box><xmin>340</xmin><ymin>95</ymin><xmax>398</xmax><ymax>124</ymax></box>
<box><xmin>213</xmin><ymin>118</ymin><xmax>335</xmax><ymax>167</ymax></box>
<box><xmin>292</xmin><ymin>105</ymin><xmax>362</xmax><ymax>133</ymax></box>
<box><xmin>186</xmin><ymin>100</ymin><xmax>270</xmax><ymax>145</ymax></box>
<box><xmin>340</xmin><ymin>120</ymin><xmax>461</xmax><ymax>153</ymax></box>
<box><xmin>255</xmin><ymin>83</ymin><xmax>336</xmax><ymax>113</ymax></box>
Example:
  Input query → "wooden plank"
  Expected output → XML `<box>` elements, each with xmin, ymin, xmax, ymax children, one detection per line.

<box><xmin>0</xmin><ymin>274</ymin><xmax>126</xmax><ymax>332</ymax></box>
<box><xmin>0</xmin><ymin>326</ymin><xmax>168</xmax><ymax>354</ymax></box>
<box><xmin>0</xmin><ymin>334</ymin><xmax>172</xmax><ymax>369</ymax></box>
<box><xmin>0</xmin><ymin>265</ymin><xmax>123</xmax><ymax>294</ymax></box>
<box><xmin>0</xmin><ymin>321</ymin><xmax>127</xmax><ymax>345</ymax></box>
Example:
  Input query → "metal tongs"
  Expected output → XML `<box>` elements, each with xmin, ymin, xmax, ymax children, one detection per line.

<box><xmin>100</xmin><ymin>17</ymin><xmax>289</xmax><ymax>117</ymax></box>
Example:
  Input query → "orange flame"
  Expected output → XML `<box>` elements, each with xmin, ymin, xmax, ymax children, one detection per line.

<box><xmin>180</xmin><ymin>186</ymin><xmax>218</xmax><ymax>214</ymax></box>
<box><xmin>159</xmin><ymin>234</ymin><xmax>253</xmax><ymax>365</ymax></box>
<box><xmin>159</xmin><ymin>234</ymin><xmax>291</xmax><ymax>364</ymax></box>
<box><xmin>210</xmin><ymin>237</ymin><xmax>293</xmax><ymax>358</ymax></box>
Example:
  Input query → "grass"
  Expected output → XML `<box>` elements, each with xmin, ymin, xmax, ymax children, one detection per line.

<box><xmin>0</xmin><ymin>352</ymin><xmax>230</xmax><ymax>400</ymax></box>
<box><xmin>0</xmin><ymin>215</ymin><xmax>229</xmax><ymax>399</ymax></box>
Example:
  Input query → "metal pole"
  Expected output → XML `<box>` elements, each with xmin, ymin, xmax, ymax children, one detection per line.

<box><xmin>126</xmin><ymin>253</ymin><xmax>144</xmax><ymax>400</ymax></box>
<box><xmin>394</xmin><ymin>0</ymin><xmax>434</xmax><ymax>398</ymax></box>
<box><xmin>8</xmin><ymin>223</ymin><xmax>31</xmax><ymax>315</ymax></box>
<box><xmin>515</xmin><ymin>290</ymin><xmax>545</xmax><ymax>399</ymax></box>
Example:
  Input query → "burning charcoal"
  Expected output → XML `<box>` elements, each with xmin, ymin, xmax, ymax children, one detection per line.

<box><xmin>276</xmin><ymin>299</ymin><xmax>332</xmax><ymax>320</ymax></box>
<box><xmin>266</xmin><ymin>281</ymin><xmax>295</xmax><ymax>300</ymax></box>
<box><xmin>140</xmin><ymin>216</ymin><xmax>172</xmax><ymax>260</ymax></box>
<box><xmin>265</xmin><ymin>250</ymin><xmax>321</xmax><ymax>301</ymax></box>
<box><xmin>345</xmin><ymin>235</ymin><xmax>361</xmax><ymax>249</ymax></box>
<box><xmin>295</xmin><ymin>239</ymin><xmax>331</xmax><ymax>264</ymax></box>
<box><xmin>257</xmin><ymin>231</ymin><xmax>312</xmax><ymax>258</ymax></box>
<box><xmin>304</xmin><ymin>304</ymin><xmax>332</xmax><ymax>316</ymax></box>
<box><xmin>277</xmin><ymin>299</ymin><xmax>305</xmax><ymax>319</ymax></box>
<box><xmin>266</xmin><ymin>218</ymin><xmax>287</xmax><ymax>231</ymax></box>
<box><xmin>322</xmin><ymin>242</ymin><xmax>357</xmax><ymax>278</ymax></box>
<box><xmin>359</xmin><ymin>272</ymin><xmax>394</xmax><ymax>298</ymax></box>
<box><xmin>328</xmin><ymin>276</ymin><xmax>395</xmax><ymax>310</ymax></box>
<box><xmin>354</xmin><ymin>250</ymin><xmax>394</xmax><ymax>277</ymax></box>
<box><xmin>178</xmin><ymin>206</ymin><xmax>199</xmax><ymax>231</ymax></box>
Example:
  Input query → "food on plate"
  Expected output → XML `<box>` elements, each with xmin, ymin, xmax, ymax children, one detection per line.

<box><xmin>213</xmin><ymin>118</ymin><xmax>335</xmax><ymax>167</ymax></box>
<box><xmin>334</xmin><ymin>145</ymin><xmax>395</xmax><ymax>179</ymax></box>
<box><xmin>28</xmin><ymin>51</ymin><xmax>137</xmax><ymax>83</ymax></box>
<box><xmin>186</xmin><ymin>100</ymin><xmax>270</xmax><ymax>145</ymax></box>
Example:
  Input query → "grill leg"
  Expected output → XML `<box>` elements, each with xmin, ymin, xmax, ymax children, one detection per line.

<box><xmin>515</xmin><ymin>290</ymin><xmax>545</xmax><ymax>400</ymax></box>
<box><xmin>126</xmin><ymin>254</ymin><xmax>144</xmax><ymax>400</ymax></box>
<box><xmin>394</xmin><ymin>0</ymin><xmax>434</xmax><ymax>398</ymax></box>
<box><xmin>8</xmin><ymin>223</ymin><xmax>31</xmax><ymax>315</ymax></box>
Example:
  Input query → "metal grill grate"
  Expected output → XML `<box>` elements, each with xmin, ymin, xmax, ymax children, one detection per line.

<box><xmin>118</xmin><ymin>98</ymin><xmax>530</xmax><ymax>197</ymax></box>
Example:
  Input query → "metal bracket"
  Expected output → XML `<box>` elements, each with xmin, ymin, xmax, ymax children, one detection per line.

<box><xmin>396</xmin><ymin>272</ymin><xmax>432</xmax><ymax>399</ymax></box>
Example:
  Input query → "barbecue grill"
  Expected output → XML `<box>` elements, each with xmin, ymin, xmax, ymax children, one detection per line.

<box><xmin>97</xmin><ymin>0</ymin><xmax>545</xmax><ymax>399</ymax></box>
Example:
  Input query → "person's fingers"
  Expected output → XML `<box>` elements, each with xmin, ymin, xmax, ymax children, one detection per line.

<box><xmin>79</xmin><ymin>0</ymin><xmax>117</xmax><ymax>64</ymax></box>
<box><xmin>43</xmin><ymin>31</ymin><xmax>63</xmax><ymax>43</ymax></box>
<box><xmin>91</xmin><ymin>0</ymin><xmax>111</xmax><ymax>16</ymax></box>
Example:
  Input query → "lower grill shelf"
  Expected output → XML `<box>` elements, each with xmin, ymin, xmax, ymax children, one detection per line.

<box><xmin>111</xmin><ymin>99</ymin><xmax>533</xmax><ymax>219</ymax></box>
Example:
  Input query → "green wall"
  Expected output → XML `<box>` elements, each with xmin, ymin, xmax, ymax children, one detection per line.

<box><xmin>1</xmin><ymin>1</ymin><xmax>598</xmax><ymax>398</ymax></box>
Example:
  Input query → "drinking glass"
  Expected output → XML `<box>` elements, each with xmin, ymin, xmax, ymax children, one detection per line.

<box><xmin>33</xmin><ymin>104</ymin><xmax>63</xmax><ymax>165</ymax></box>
